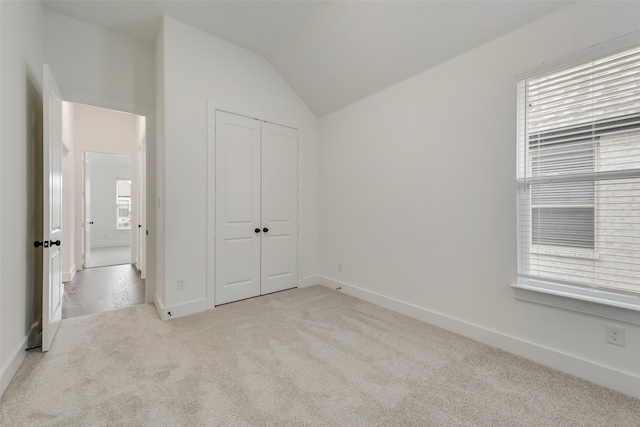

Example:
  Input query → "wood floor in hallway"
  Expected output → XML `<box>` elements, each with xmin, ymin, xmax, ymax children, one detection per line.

<box><xmin>63</xmin><ymin>264</ymin><xmax>145</xmax><ymax>319</ymax></box>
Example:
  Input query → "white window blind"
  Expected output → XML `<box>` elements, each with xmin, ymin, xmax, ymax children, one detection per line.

<box><xmin>517</xmin><ymin>45</ymin><xmax>640</xmax><ymax>297</ymax></box>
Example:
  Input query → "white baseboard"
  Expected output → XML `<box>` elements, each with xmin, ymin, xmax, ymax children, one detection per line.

<box><xmin>155</xmin><ymin>295</ymin><xmax>212</xmax><ymax>321</ymax></box>
<box><xmin>319</xmin><ymin>276</ymin><xmax>640</xmax><ymax>400</ymax></box>
<box><xmin>299</xmin><ymin>275</ymin><xmax>319</xmax><ymax>288</ymax></box>
<box><xmin>1</xmin><ymin>319</ymin><xmax>40</xmax><ymax>397</ymax></box>
<box><xmin>62</xmin><ymin>264</ymin><xmax>76</xmax><ymax>282</ymax></box>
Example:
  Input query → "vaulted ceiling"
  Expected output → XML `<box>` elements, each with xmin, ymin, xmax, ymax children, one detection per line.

<box><xmin>42</xmin><ymin>1</ymin><xmax>569</xmax><ymax>117</ymax></box>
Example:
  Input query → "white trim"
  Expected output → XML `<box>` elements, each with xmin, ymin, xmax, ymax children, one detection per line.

<box><xmin>154</xmin><ymin>294</ymin><xmax>165</xmax><ymax>319</ymax></box>
<box><xmin>512</xmin><ymin>281</ymin><xmax>640</xmax><ymax>326</ymax></box>
<box><xmin>155</xmin><ymin>296</ymin><xmax>211</xmax><ymax>321</ymax></box>
<box><xmin>206</xmin><ymin>101</ymin><xmax>216</xmax><ymax>308</ymax></box>
<box><xmin>62</xmin><ymin>263</ymin><xmax>76</xmax><ymax>282</ymax></box>
<box><xmin>1</xmin><ymin>320</ymin><xmax>40</xmax><ymax>397</ymax></box>
<box><xmin>299</xmin><ymin>275</ymin><xmax>319</xmax><ymax>288</ymax></box>
<box><xmin>319</xmin><ymin>276</ymin><xmax>640</xmax><ymax>400</ymax></box>
<box><xmin>517</xmin><ymin>30</ymin><xmax>640</xmax><ymax>81</ymax></box>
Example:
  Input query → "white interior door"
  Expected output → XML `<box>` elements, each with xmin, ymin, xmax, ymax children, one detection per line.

<box><xmin>42</xmin><ymin>65</ymin><xmax>63</xmax><ymax>352</ymax></box>
<box><xmin>260</xmin><ymin>123</ymin><xmax>298</xmax><ymax>295</ymax></box>
<box><xmin>82</xmin><ymin>153</ymin><xmax>91</xmax><ymax>268</ymax></box>
<box><xmin>215</xmin><ymin>111</ymin><xmax>261</xmax><ymax>305</ymax></box>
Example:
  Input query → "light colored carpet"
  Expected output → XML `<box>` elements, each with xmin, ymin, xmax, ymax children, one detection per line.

<box><xmin>1</xmin><ymin>285</ymin><xmax>639</xmax><ymax>426</ymax></box>
<box><xmin>86</xmin><ymin>246</ymin><xmax>131</xmax><ymax>269</ymax></box>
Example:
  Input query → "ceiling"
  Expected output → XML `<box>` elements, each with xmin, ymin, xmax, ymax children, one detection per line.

<box><xmin>42</xmin><ymin>1</ymin><xmax>570</xmax><ymax>117</ymax></box>
<box><xmin>87</xmin><ymin>152</ymin><xmax>131</xmax><ymax>168</ymax></box>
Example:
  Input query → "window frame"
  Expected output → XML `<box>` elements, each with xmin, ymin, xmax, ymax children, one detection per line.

<box><xmin>115</xmin><ymin>178</ymin><xmax>132</xmax><ymax>230</ymax></box>
<box><xmin>513</xmin><ymin>38</ymin><xmax>640</xmax><ymax>321</ymax></box>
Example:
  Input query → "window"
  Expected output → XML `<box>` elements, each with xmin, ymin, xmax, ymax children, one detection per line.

<box><xmin>516</xmin><ymin>44</ymin><xmax>640</xmax><ymax>307</ymax></box>
<box><xmin>530</xmin><ymin>138</ymin><xmax>595</xmax><ymax>249</ymax></box>
<box><xmin>116</xmin><ymin>179</ymin><xmax>131</xmax><ymax>229</ymax></box>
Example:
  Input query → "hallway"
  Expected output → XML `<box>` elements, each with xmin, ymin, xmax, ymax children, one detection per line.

<box><xmin>63</xmin><ymin>264</ymin><xmax>144</xmax><ymax>319</ymax></box>
<box><xmin>85</xmin><ymin>246</ymin><xmax>131</xmax><ymax>268</ymax></box>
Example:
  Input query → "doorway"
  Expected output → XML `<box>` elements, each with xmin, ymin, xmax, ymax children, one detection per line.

<box><xmin>60</xmin><ymin>101</ymin><xmax>147</xmax><ymax>319</ymax></box>
<box><xmin>82</xmin><ymin>152</ymin><xmax>132</xmax><ymax>268</ymax></box>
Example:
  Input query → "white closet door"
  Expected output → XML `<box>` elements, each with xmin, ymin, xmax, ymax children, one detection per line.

<box><xmin>215</xmin><ymin>111</ymin><xmax>262</xmax><ymax>305</ymax></box>
<box><xmin>261</xmin><ymin>122</ymin><xmax>298</xmax><ymax>295</ymax></box>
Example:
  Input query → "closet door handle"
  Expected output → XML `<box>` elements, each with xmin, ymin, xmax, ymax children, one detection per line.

<box><xmin>254</xmin><ymin>228</ymin><xmax>261</xmax><ymax>233</ymax></box>
<box><xmin>49</xmin><ymin>240</ymin><xmax>61</xmax><ymax>247</ymax></box>
<box><xmin>263</xmin><ymin>228</ymin><xmax>269</xmax><ymax>233</ymax></box>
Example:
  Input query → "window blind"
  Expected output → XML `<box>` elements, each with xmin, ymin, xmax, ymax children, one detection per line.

<box><xmin>517</xmin><ymin>45</ymin><xmax>640</xmax><ymax>296</ymax></box>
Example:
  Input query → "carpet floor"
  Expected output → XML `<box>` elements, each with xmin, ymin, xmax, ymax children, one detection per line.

<box><xmin>1</xmin><ymin>285</ymin><xmax>639</xmax><ymax>426</ymax></box>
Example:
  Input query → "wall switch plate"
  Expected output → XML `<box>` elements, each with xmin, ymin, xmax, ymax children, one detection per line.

<box><xmin>606</xmin><ymin>325</ymin><xmax>625</xmax><ymax>347</ymax></box>
<box><xmin>177</xmin><ymin>278</ymin><xmax>185</xmax><ymax>290</ymax></box>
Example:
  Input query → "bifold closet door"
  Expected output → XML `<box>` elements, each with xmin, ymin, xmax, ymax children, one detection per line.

<box><xmin>215</xmin><ymin>111</ymin><xmax>298</xmax><ymax>305</ymax></box>
<box><xmin>261</xmin><ymin>122</ymin><xmax>298</xmax><ymax>295</ymax></box>
<box><xmin>215</xmin><ymin>111</ymin><xmax>262</xmax><ymax>305</ymax></box>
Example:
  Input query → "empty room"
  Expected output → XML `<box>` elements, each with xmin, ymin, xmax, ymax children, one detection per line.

<box><xmin>1</xmin><ymin>1</ymin><xmax>639</xmax><ymax>425</ymax></box>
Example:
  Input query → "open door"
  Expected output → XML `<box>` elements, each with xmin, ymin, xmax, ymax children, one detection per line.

<box><xmin>82</xmin><ymin>153</ymin><xmax>91</xmax><ymax>268</ymax></box>
<box><xmin>42</xmin><ymin>65</ymin><xmax>63</xmax><ymax>352</ymax></box>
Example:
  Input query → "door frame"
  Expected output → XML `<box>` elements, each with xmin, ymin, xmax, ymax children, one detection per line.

<box><xmin>63</xmin><ymin>94</ymin><xmax>154</xmax><ymax>304</ymax></box>
<box><xmin>206</xmin><ymin>103</ymin><xmax>301</xmax><ymax>308</ymax></box>
<box><xmin>80</xmin><ymin>150</ymin><xmax>136</xmax><ymax>268</ymax></box>
<box><xmin>81</xmin><ymin>152</ymin><xmax>91</xmax><ymax>268</ymax></box>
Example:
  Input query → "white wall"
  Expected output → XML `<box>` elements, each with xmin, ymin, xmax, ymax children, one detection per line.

<box><xmin>156</xmin><ymin>16</ymin><xmax>319</xmax><ymax>317</ymax></box>
<box><xmin>0</xmin><ymin>0</ymin><xmax>43</xmax><ymax>396</ymax></box>
<box><xmin>43</xmin><ymin>10</ymin><xmax>154</xmax><ymax>109</ymax></box>
<box><xmin>61</xmin><ymin>101</ymin><xmax>75</xmax><ymax>281</ymax></box>
<box><xmin>89</xmin><ymin>157</ymin><xmax>132</xmax><ymax>249</ymax></box>
<box><xmin>72</xmin><ymin>103</ymin><xmax>138</xmax><ymax>267</ymax></box>
<box><xmin>319</xmin><ymin>2</ymin><xmax>640</xmax><ymax>398</ymax></box>
<box><xmin>44</xmin><ymin>9</ymin><xmax>156</xmax><ymax>302</ymax></box>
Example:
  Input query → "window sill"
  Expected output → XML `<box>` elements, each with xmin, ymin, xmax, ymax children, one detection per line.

<box><xmin>512</xmin><ymin>280</ymin><xmax>640</xmax><ymax>326</ymax></box>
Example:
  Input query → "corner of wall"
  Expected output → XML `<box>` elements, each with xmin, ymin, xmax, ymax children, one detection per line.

<box><xmin>154</xmin><ymin>16</ymin><xmax>166</xmax><ymax>306</ymax></box>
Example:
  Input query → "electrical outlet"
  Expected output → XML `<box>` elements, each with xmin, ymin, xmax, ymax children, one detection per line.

<box><xmin>606</xmin><ymin>325</ymin><xmax>625</xmax><ymax>347</ymax></box>
<box><xmin>338</xmin><ymin>262</ymin><xmax>343</xmax><ymax>273</ymax></box>
<box><xmin>177</xmin><ymin>278</ymin><xmax>185</xmax><ymax>290</ymax></box>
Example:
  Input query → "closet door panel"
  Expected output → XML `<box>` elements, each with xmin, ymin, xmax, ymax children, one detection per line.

<box><xmin>261</xmin><ymin>122</ymin><xmax>298</xmax><ymax>295</ymax></box>
<box><xmin>215</xmin><ymin>111</ymin><xmax>261</xmax><ymax>305</ymax></box>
